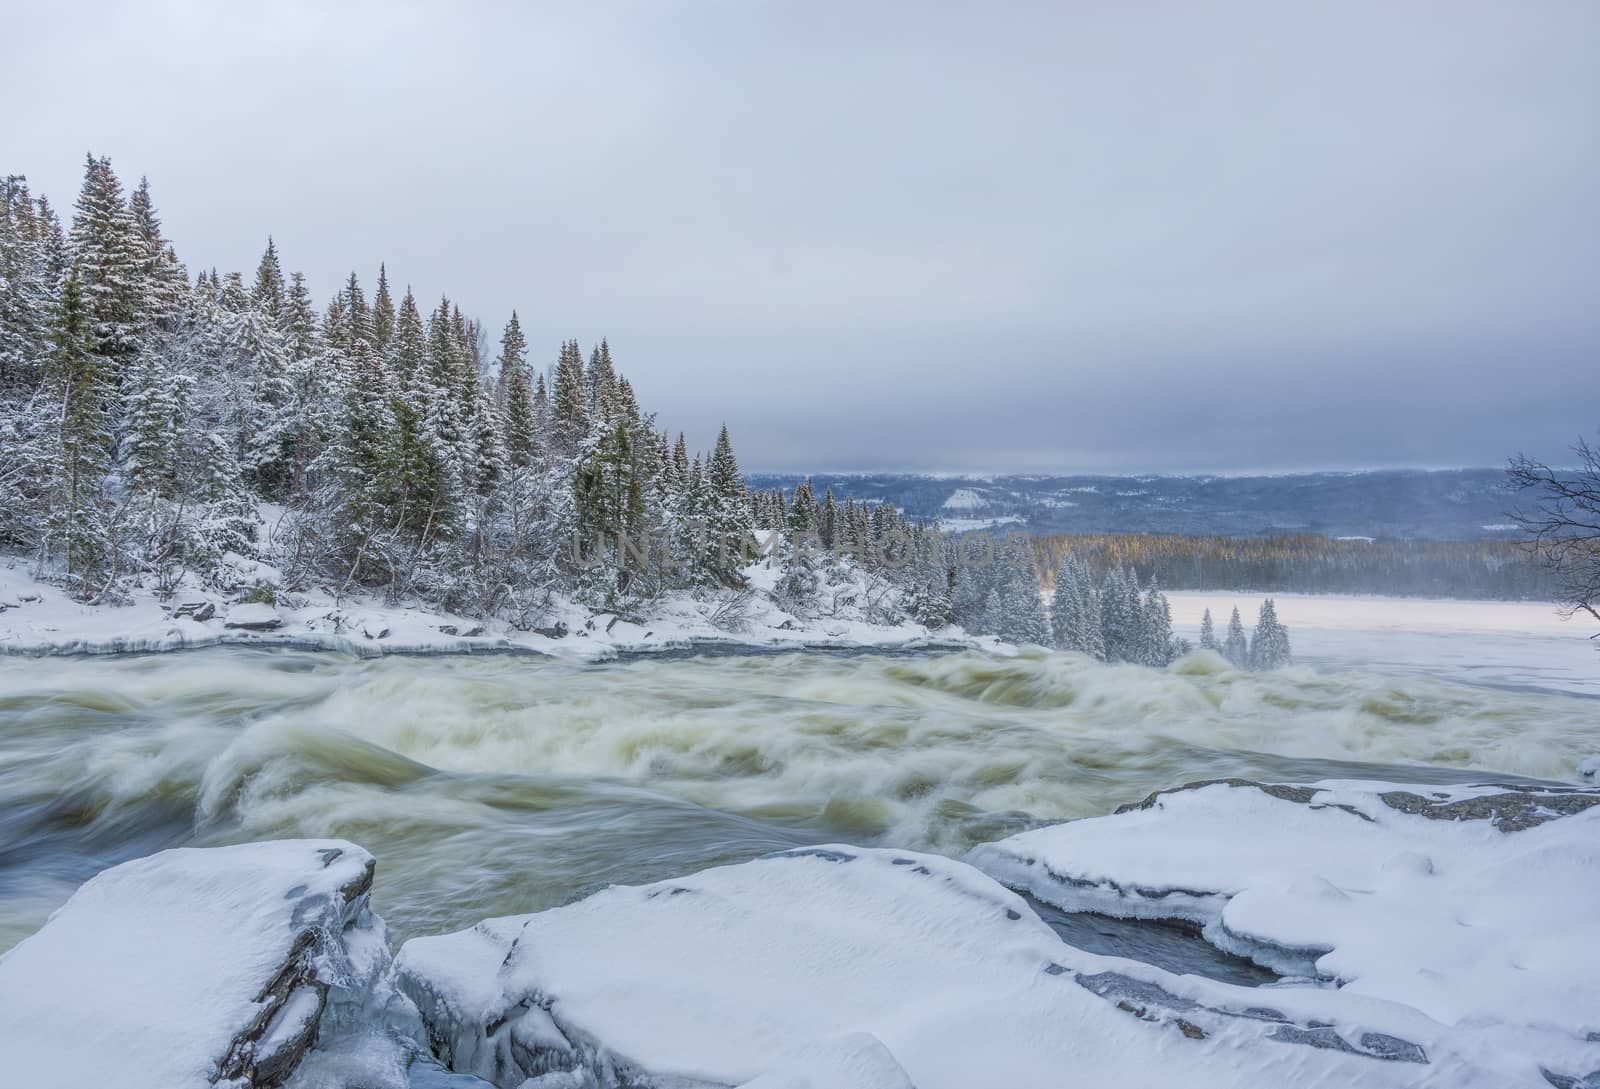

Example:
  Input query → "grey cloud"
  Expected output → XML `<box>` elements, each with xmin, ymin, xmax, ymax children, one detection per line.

<box><xmin>7</xmin><ymin>0</ymin><xmax>1596</xmax><ymax>470</ymax></box>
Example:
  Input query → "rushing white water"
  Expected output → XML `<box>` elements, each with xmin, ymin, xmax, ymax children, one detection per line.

<box><xmin>0</xmin><ymin>646</ymin><xmax>1593</xmax><ymax>951</ymax></box>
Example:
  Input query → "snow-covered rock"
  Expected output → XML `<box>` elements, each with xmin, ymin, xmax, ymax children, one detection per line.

<box><xmin>0</xmin><ymin>840</ymin><xmax>389</xmax><ymax>1089</ymax></box>
<box><xmin>967</xmin><ymin>777</ymin><xmax>1600</xmax><ymax>1072</ymax></box>
<box><xmin>389</xmin><ymin>844</ymin><xmax>1553</xmax><ymax>1089</ymax></box>
<box><xmin>225</xmin><ymin>602</ymin><xmax>285</xmax><ymax>630</ymax></box>
<box><xmin>1578</xmin><ymin>754</ymin><xmax>1600</xmax><ymax>783</ymax></box>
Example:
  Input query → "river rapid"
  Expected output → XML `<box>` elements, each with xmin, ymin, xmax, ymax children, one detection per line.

<box><xmin>1</xmin><ymin>646</ymin><xmax>1593</xmax><ymax>951</ymax></box>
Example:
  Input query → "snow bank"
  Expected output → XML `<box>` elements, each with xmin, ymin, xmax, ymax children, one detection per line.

<box><xmin>390</xmin><ymin>845</ymin><xmax>1556</xmax><ymax>1089</ymax></box>
<box><xmin>0</xmin><ymin>840</ymin><xmax>389</xmax><ymax>1089</ymax></box>
<box><xmin>968</xmin><ymin>777</ymin><xmax>1600</xmax><ymax>1065</ymax></box>
<box><xmin>0</xmin><ymin>558</ymin><xmax>987</xmax><ymax>662</ymax></box>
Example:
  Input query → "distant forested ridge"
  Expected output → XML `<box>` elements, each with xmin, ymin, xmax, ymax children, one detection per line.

<box><xmin>1031</xmin><ymin>533</ymin><xmax>1554</xmax><ymax>600</ymax></box>
<box><xmin>746</xmin><ymin>470</ymin><xmax>1524</xmax><ymax>541</ymax></box>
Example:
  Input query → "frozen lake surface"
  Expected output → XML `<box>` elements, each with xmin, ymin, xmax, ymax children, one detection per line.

<box><xmin>1168</xmin><ymin>591</ymin><xmax>1599</xmax><ymax>696</ymax></box>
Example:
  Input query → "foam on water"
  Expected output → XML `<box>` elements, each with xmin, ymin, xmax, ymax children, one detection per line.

<box><xmin>0</xmin><ymin>646</ymin><xmax>1591</xmax><ymax>947</ymax></box>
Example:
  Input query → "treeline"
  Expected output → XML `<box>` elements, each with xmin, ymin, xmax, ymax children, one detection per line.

<box><xmin>1032</xmin><ymin>533</ymin><xmax>1552</xmax><ymax>600</ymax></box>
<box><xmin>1048</xmin><ymin>550</ymin><xmax>1290</xmax><ymax>669</ymax></box>
<box><xmin>0</xmin><ymin>157</ymin><xmax>936</xmax><ymax>626</ymax></box>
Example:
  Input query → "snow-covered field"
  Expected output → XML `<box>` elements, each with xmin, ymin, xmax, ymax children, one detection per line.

<box><xmin>1168</xmin><ymin>591</ymin><xmax>1598</xmax><ymax>696</ymax></box>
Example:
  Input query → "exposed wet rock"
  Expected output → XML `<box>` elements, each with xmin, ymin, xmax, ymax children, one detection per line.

<box><xmin>1377</xmin><ymin>787</ymin><xmax>1600</xmax><ymax>831</ymax></box>
<box><xmin>1075</xmin><ymin>968</ymin><xmax>1426</xmax><ymax>1060</ymax></box>
<box><xmin>1268</xmin><ymin>1024</ymin><xmax>1427</xmax><ymax>1064</ymax></box>
<box><xmin>1118</xmin><ymin>776</ymin><xmax>1600</xmax><ymax>834</ymax></box>
<box><xmin>1115</xmin><ymin>777</ymin><xmax>1374</xmax><ymax>821</ymax></box>
<box><xmin>1022</xmin><ymin>893</ymin><xmax>1279</xmax><ymax>987</ymax></box>
<box><xmin>1115</xmin><ymin>777</ymin><xmax>1319</xmax><ymax>812</ymax></box>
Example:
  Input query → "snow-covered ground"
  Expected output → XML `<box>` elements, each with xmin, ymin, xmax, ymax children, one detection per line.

<box><xmin>22</xmin><ymin>793</ymin><xmax>1575</xmax><ymax>1089</ymax></box>
<box><xmin>967</xmin><ymin>777</ymin><xmax>1600</xmax><ymax>1087</ymax></box>
<box><xmin>1168</xmin><ymin>591</ymin><xmax>1598</xmax><ymax>696</ymax></box>
<box><xmin>0</xmin><ymin>556</ymin><xmax>985</xmax><ymax>662</ymax></box>
<box><xmin>394</xmin><ymin>839</ymin><xmax>1577</xmax><ymax>1088</ymax></box>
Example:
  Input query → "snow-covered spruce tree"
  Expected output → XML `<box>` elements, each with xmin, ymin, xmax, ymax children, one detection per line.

<box><xmin>41</xmin><ymin>264</ymin><xmax>113</xmax><ymax>593</ymax></box>
<box><xmin>704</xmin><ymin>424</ymin><xmax>754</xmax><ymax>583</ymax></box>
<box><xmin>0</xmin><ymin>176</ymin><xmax>58</xmax><ymax>394</ymax></box>
<box><xmin>251</xmin><ymin>237</ymin><xmax>285</xmax><ymax>322</ymax></box>
<box><xmin>68</xmin><ymin>155</ymin><xmax>150</xmax><ymax>400</ymax></box>
<box><xmin>496</xmin><ymin>311</ymin><xmax>528</xmax><ymax>409</ymax></box>
<box><xmin>1223</xmin><ymin>605</ymin><xmax>1249</xmax><ymax>667</ymax></box>
<box><xmin>123</xmin><ymin>349</ymin><xmax>180</xmax><ymax>497</ymax></box>
<box><xmin>127</xmin><ymin>180</ymin><xmax>189</xmax><ymax>340</ymax></box>
<box><xmin>1199</xmin><ymin>607</ymin><xmax>1218</xmax><ymax>651</ymax></box>
<box><xmin>224</xmin><ymin>292</ymin><xmax>293</xmax><ymax>499</ymax></box>
<box><xmin>1061</xmin><ymin>553</ymin><xmax>1105</xmax><ymax>659</ymax></box>
<box><xmin>280</xmin><ymin>271</ymin><xmax>319</xmax><ymax>364</ymax></box>
<box><xmin>818</xmin><ymin>486</ymin><xmax>838</xmax><ymax>550</ymax></box>
<box><xmin>586</xmin><ymin>338</ymin><xmax>617</xmax><ymax>418</ymax></box>
<box><xmin>669</xmin><ymin>454</ymin><xmax>720</xmax><ymax>587</ymax></box>
<box><xmin>1098</xmin><ymin>566</ymin><xmax>1144</xmax><ymax>663</ymax></box>
<box><xmin>503</xmin><ymin>363</ymin><xmax>538</xmax><ymax>471</ymax></box>
<box><xmin>1050</xmin><ymin>550</ymin><xmax>1103</xmax><ymax>658</ymax></box>
<box><xmin>317</xmin><ymin>332</ymin><xmax>397</xmax><ymax>584</ymax></box>
<box><xmin>774</xmin><ymin>478</ymin><xmax>821</xmax><ymax>615</ymax></box>
<box><xmin>551</xmin><ymin>339</ymin><xmax>587</xmax><ymax>457</ymax></box>
<box><xmin>995</xmin><ymin>533</ymin><xmax>1051</xmax><ymax>644</ymax></box>
<box><xmin>371</xmin><ymin>264</ymin><xmax>394</xmax><ymax>353</ymax></box>
<box><xmin>1249</xmin><ymin>598</ymin><xmax>1292</xmax><ymax>670</ymax></box>
<box><xmin>1140</xmin><ymin>576</ymin><xmax>1178</xmax><ymax>666</ymax></box>
<box><xmin>902</xmin><ymin>527</ymin><xmax>954</xmax><ymax>627</ymax></box>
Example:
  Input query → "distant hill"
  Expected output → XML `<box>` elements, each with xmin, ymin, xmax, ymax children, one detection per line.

<box><xmin>743</xmin><ymin>469</ymin><xmax>1522</xmax><ymax>540</ymax></box>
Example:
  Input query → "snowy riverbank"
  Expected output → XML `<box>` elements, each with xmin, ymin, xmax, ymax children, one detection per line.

<box><xmin>0</xmin><ymin>557</ymin><xmax>992</xmax><ymax>661</ymax></box>
<box><xmin>7</xmin><ymin>556</ymin><xmax>1594</xmax><ymax>709</ymax></box>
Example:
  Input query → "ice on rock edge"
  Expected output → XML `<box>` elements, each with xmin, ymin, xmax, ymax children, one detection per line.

<box><xmin>389</xmin><ymin>845</ymin><xmax>1545</xmax><ymax>1089</ymax></box>
<box><xmin>0</xmin><ymin>839</ymin><xmax>389</xmax><ymax>1089</ymax></box>
<box><xmin>966</xmin><ymin>778</ymin><xmax>1600</xmax><ymax>1046</ymax></box>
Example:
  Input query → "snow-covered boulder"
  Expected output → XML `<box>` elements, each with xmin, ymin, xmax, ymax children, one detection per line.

<box><xmin>1578</xmin><ymin>754</ymin><xmax>1600</xmax><ymax>784</ymax></box>
<box><xmin>225</xmin><ymin>602</ymin><xmax>284</xmax><ymax>630</ymax></box>
<box><xmin>0</xmin><ymin>840</ymin><xmax>389</xmax><ymax>1089</ymax></box>
<box><xmin>967</xmin><ymin>777</ymin><xmax>1600</xmax><ymax>1072</ymax></box>
<box><xmin>390</xmin><ymin>845</ymin><xmax>1547</xmax><ymax>1089</ymax></box>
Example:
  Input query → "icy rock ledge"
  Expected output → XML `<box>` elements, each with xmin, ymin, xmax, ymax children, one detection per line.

<box><xmin>389</xmin><ymin>845</ymin><xmax>1555</xmax><ymax>1089</ymax></box>
<box><xmin>966</xmin><ymin>778</ymin><xmax>1600</xmax><ymax>1061</ymax></box>
<box><xmin>0</xmin><ymin>840</ymin><xmax>390</xmax><ymax>1089</ymax></box>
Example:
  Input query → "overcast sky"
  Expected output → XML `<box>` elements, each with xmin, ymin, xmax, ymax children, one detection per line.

<box><xmin>9</xmin><ymin>1</ymin><xmax>1598</xmax><ymax>473</ymax></box>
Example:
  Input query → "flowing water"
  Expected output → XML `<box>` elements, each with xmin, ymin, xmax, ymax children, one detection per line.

<box><xmin>0</xmin><ymin>646</ymin><xmax>1593</xmax><ymax>952</ymax></box>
